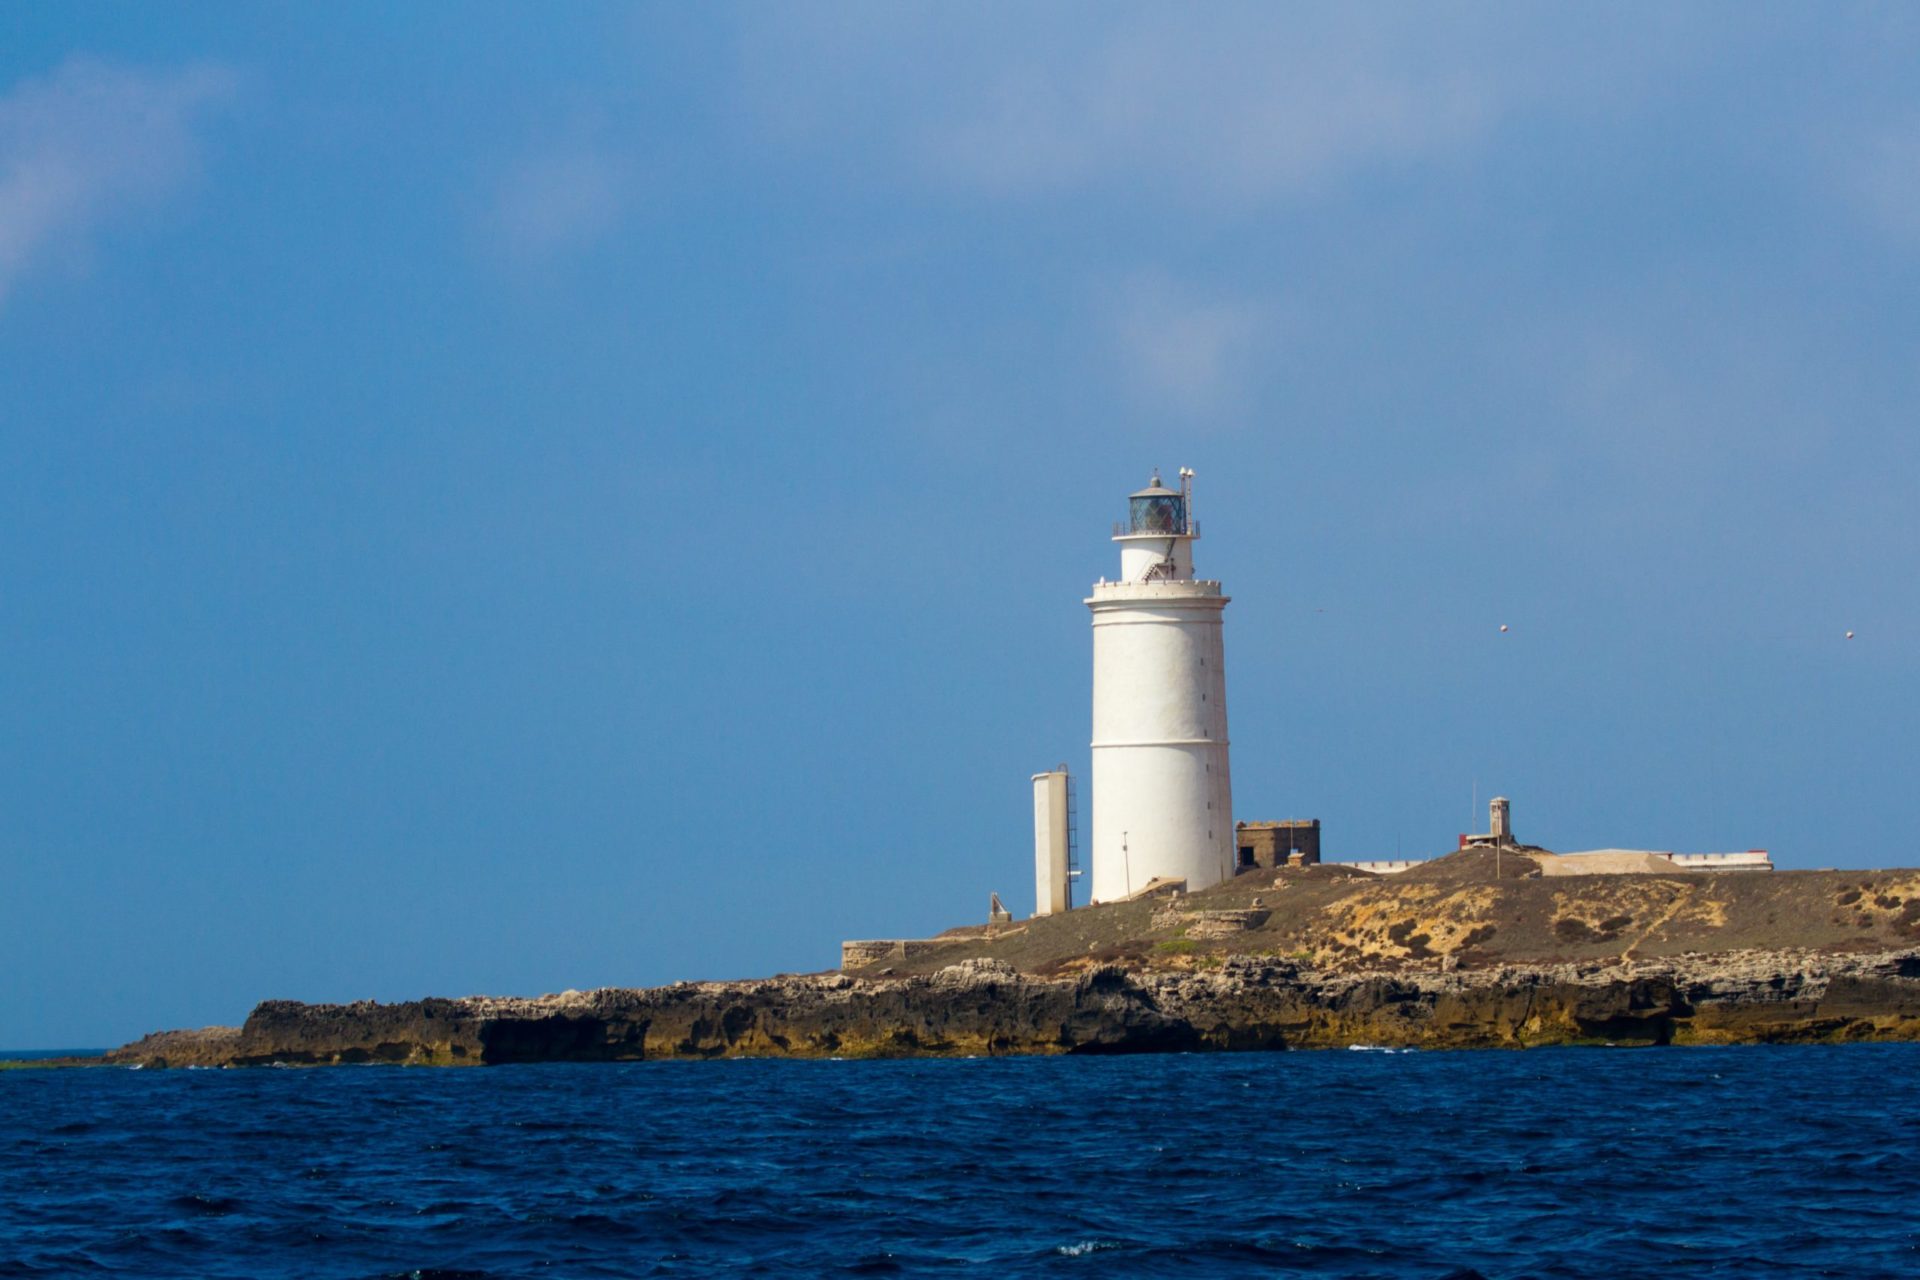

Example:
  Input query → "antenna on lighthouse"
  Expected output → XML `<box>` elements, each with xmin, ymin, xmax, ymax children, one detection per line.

<box><xmin>1178</xmin><ymin>467</ymin><xmax>1195</xmax><ymax>534</ymax></box>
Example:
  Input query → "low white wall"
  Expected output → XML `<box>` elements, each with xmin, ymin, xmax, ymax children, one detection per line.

<box><xmin>1664</xmin><ymin>851</ymin><xmax>1773</xmax><ymax>871</ymax></box>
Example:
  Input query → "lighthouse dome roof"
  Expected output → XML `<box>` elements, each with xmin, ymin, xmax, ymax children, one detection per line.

<box><xmin>1130</xmin><ymin>468</ymin><xmax>1179</xmax><ymax>499</ymax></box>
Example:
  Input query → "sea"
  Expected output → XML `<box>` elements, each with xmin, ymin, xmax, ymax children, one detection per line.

<box><xmin>3</xmin><ymin>1044</ymin><xmax>1917</xmax><ymax>1278</ymax></box>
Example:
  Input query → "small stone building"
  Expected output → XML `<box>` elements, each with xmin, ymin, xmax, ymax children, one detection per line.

<box><xmin>1235</xmin><ymin>819</ymin><xmax>1321</xmax><ymax>870</ymax></box>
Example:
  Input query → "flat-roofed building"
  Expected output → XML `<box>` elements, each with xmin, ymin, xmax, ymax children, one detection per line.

<box><xmin>1235</xmin><ymin>819</ymin><xmax>1321</xmax><ymax>870</ymax></box>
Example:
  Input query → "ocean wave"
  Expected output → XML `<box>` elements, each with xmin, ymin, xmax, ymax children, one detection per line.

<box><xmin>1</xmin><ymin>1046</ymin><xmax>1915</xmax><ymax>1277</ymax></box>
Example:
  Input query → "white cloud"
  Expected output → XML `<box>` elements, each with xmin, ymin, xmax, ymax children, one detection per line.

<box><xmin>1848</xmin><ymin>117</ymin><xmax>1920</xmax><ymax>249</ymax></box>
<box><xmin>482</xmin><ymin>143</ymin><xmax>632</xmax><ymax>264</ymax></box>
<box><xmin>734</xmin><ymin>6</ymin><xmax>1689</xmax><ymax>210</ymax></box>
<box><xmin>1105</xmin><ymin>272</ymin><xmax>1274</xmax><ymax>418</ymax></box>
<box><xmin>931</xmin><ymin>16</ymin><xmax>1492</xmax><ymax>204</ymax></box>
<box><xmin>0</xmin><ymin>57</ymin><xmax>234</xmax><ymax>307</ymax></box>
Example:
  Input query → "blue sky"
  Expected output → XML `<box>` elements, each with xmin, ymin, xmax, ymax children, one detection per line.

<box><xmin>4</xmin><ymin>5</ymin><xmax>1918</xmax><ymax>1047</ymax></box>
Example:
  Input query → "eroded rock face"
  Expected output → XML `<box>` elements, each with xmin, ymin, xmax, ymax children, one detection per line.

<box><xmin>104</xmin><ymin>949</ymin><xmax>1920</xmax><ymax>1067</ymax></box>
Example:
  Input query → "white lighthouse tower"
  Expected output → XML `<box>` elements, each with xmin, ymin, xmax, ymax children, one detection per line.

<box><xmin>1087</xmin><ymin>469</ymin><xmax>1234</xmax><ymax>902</ymax></box>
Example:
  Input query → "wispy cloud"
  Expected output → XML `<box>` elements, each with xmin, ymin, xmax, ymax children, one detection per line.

<box><xmin>0</xmin><ymin>57</ymin><xmax>234</xmax><ymax>308</ymax></box>
<box><xmin>1846</xmin><ymin>115</ymin><xmax>1920</xmax><ymax>250</ymax></box>
<box><xmin>481</xmin><ymin>142</ymin><xmax>633</xmax><ymax>265</ymax></box>
<box><xmin>931</xmin><ymin>16</ymin><xmax>1493</xmax><ymax>204</ymax></box>
<box><xmin>1104</xmin><ymin>272</ymin><xmax>1275</xmax><ymax>420</ymax></box>
<box><xmin>735</xmin><ymin>6</ymin><xmax>1689</xmax><ymax>210</ymax></box>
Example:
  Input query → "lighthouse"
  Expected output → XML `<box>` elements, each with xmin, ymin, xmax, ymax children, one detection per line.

<box><xmin>1087</xmin><ymin>469</ymin><xmax>1234</xmax><ymax>902</ymax></box>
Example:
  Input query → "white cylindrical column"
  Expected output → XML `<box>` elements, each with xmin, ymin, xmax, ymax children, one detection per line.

<box><xmin>1119</xmin><ymin>538</ymin><xmax>1194</xmax><ymax>583</ymax></box>
<box><xmin>1086</xmin><ymin>470</ymin><xmax>1233</xmax><ymax>903</ymax></box>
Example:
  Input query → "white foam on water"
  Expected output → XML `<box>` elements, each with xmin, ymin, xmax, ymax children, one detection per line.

<box><xmin>1057</xmin><ymin>1240</ymin><xmax>1123</xmax><ymax>1257</ymax></box>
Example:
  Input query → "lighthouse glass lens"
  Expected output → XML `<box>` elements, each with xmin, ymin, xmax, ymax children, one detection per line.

<box><xmin>1129</xmin><ymin>496</ymin><xmax>1184</xmax><ymax>534</ymax></box>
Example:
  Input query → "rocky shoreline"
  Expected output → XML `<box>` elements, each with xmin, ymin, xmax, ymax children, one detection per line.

<box><xmin>103</xmin><ymin>947</ymin><xmax>1920</xmax><ymax>1067</ymax></box>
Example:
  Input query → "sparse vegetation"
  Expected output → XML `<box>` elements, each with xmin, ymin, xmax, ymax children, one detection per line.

<box><xmin>847</xmin><ymin>851</ymin><xmax>1920</xmax><ymax>981</ymax></box>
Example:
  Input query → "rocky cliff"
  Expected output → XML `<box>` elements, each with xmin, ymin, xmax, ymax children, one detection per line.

<box><xmin>96</xmin><ymin>851</ymin><xmax>1920</xmax><ymax>1066</ymax></box>
<box><xmin>107</xmin><ymin>948</ymin><xmax>1920</xmax><ymax>1067</ymax></box>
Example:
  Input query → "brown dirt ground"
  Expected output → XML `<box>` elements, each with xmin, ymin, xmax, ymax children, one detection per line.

<box><xmin>847</xmin><ymin>849</ymin><xmax>1920</xmax><ymax>979</ymax></box>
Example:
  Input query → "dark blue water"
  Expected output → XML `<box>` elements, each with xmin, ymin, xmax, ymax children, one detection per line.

<box><xmin>4</xmin><ymin>1046</ymin><xmax>1918</xmax><ymax>1278</ymax></box>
